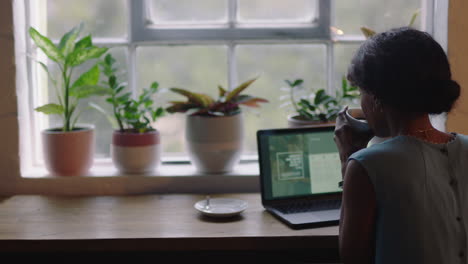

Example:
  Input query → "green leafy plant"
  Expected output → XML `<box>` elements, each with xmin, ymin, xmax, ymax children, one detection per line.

<box><xmin>29</xmin><ymin>24</ymin><xmax>109</xmax><ymax>132</ymax></box>
<box><xmin>284</xmin><ymin>77</ymin><xmax>359</xmax><ymax>122</ymax></box>
<box><xmin>90</xmin><ymin>53</ymin><xmax>164</xmax><ymax>133</ymax></box>
<box><xmin>166</xmin><ymin>78</ymin><xmax>268</xmax><ymax>116</ymax></box>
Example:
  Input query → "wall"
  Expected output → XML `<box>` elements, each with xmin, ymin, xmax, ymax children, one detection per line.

<box><xmin>0</xmin><ymin>0</ymin><xmax>20</xmax><ymax>194</ymax></box>
<box><xmin>447</xmin><ymin>0</ymin><xmax>468</xmax><ymax>132</ymax></box>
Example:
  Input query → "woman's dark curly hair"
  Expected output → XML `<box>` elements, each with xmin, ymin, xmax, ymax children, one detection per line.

<box><xmin>347</xmin><ymin>27</ymin><xmax>460</xmax><ymax>114</ymax></box>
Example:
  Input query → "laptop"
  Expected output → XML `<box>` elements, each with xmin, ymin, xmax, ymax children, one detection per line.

<box><xmin>257</xmin><ymin>126</ymin><xmax>342</xmax><ymax>229</ymax></box>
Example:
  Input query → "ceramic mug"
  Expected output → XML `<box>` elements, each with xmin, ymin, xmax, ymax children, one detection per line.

<box><xmin>345</xmin><ymin>107</ymin><xmax>389</xmax><ymax>146</ymax></box>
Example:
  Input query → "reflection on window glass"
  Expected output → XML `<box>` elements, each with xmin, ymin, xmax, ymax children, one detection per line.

<box><xmin>41</xmin><ymin>47</ymin><xmax>128</xmax><ymax>159</ymax></box>
<box><xmin>136</xmin><ymin>45</ymin><xmax>227</xmax><ymax>156</ymax></box>
<box><xmin>148</xmin><ymin>0</ymin><xmax>228</xmax><ymax>24</ymax></box>
<box><xmin>334</xmin><ymin>0</ymin><xmax>422</xmax><ymax>35</ymax></box>
<box><xmin>43</xmin><ymin>0</ymin><xmax>127</xmax><ymax>39</ymax></box>
<box><xmin>237</xmin><ymin>0</ymin><xmax>318</xmax><ymax>23</ymax></box>
<box><xmin>236</xmin><ymin>44</ymin><xmax>327</xmax><ymax>154</ymax></box>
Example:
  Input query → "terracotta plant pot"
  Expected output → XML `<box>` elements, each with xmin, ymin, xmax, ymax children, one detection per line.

<box><xmin>42</xmin><ymin>127</ymin><xmax>94</xmax><ymax>176</ymax></box>
<box><xmin>186</xmin><ymin>114</ymin><xmax>243</xmax><ymax>174</ymax></box>
<box><xmin>287</xmin><ymin>114</ymin><xmax>335</xmax><ymax>128</ymax></box>
<box><xmin>111</xmin><ymin>130</ymin><xmax>161</xmax><ymax>174</ymax></box>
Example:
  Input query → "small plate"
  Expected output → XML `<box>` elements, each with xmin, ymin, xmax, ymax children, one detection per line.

<box><xmin>194</xmin><ymin>198</ymin><xmax>248</xmax><ymax>218</ymax></box>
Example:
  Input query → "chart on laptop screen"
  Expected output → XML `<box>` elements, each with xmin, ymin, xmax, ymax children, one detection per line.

<box><xmin>267</xmin><ymin>131</ymin><xmax>342</xmax><ymax>199</ymax></box>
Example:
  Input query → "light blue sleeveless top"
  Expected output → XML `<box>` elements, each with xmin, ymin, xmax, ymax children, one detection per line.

<box><xmin>349</xmin><ymin>134</ymin><xmax>468</xmax><ymax>264</ymax></box>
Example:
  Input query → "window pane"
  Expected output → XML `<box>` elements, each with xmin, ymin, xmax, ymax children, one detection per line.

<box><xmin>334</xmin><ymin>0</ymin><xmax>422</xmax><ymax>36</ymax></box>
<box><xmin>236</xmin><ymin>44</ymin><xmax>327</xmax><ymax>154</ymax></box>
<box><xmin>43</xmin><ymin>0</ymin><xmax>127</xmax><ymax>39</ymax></box>
<box><xmin>237</xmin><ymin>0</ymin><xmax>318</xmax><ymax>23</ymax></box>
<box><xmin>38</xmin><ymin>47</ymin><xmax>128</xmax><ymax>159</ymax></box>
<box><xmin>334</xmin><ymin>43</ymin><xmax>361</xmax><ymax>87</ymax></box>
<box><xmin>136</xmin><ymin>46</ymin><xmax>228</xmax><ymax>157</ymax></box>
<box><xmin>334</xmin><ymin>43</ymin><xmax>361</xmax><ymax>107</ymax></box>
<box><xmin>148</xmin><ymin>0</ymin><xmax>228</xmax><ymax>25</ymax></box>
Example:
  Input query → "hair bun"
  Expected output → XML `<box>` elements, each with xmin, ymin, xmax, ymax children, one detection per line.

<box><xmin>424</xmin><ymin>79</ymin><xmax>461</xmax><ymax>114</ymax></box>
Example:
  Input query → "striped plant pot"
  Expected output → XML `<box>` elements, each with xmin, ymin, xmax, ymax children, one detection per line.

<box><xmin>186</xmin><ymin>114</ymin><xmax>243</xmax><ymax>174</ymax></box>
<box><xmin>111</xmin><ymin>130</ymin><xmax>161</xmax><ymax>174</ymax></box>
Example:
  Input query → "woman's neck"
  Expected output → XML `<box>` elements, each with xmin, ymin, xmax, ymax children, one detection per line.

<box><xmin>386</xmin><ymin>112</ymin><xmax>453</xmax><ymax>143</ymax></box>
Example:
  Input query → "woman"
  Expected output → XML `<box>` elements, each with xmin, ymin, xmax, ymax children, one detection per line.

<box><xmin>335</xmin><ymin>27</ymin><xmax>468</xmax><ymax>264</ymax></box>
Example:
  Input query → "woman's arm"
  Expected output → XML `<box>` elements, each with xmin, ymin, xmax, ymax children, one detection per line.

<box><xmin>339</xmin><ymin>160</ymin><xmax>377</xmax><ymax>264</ymax></box>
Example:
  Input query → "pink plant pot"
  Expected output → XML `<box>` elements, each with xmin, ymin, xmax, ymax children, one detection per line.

<box><xmin>111</xmin><ymin>130</ymin><xmax>161</xmax><ymax>174</ymax></box>
<box><xmin>42</xmin><ymin>127</ymin><xmax>94</xmax><ymax>176</ymax></box>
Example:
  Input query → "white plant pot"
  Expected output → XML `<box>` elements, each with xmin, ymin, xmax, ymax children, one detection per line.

<box><xmin>186</xmin><ymin>114</ymin><xmax>244</xmax><ymax>174</ymax></box>
<box><xmin>111</xmin><ymin>130</ymin><xmax>161</xmax><ymax>174</ymax></box>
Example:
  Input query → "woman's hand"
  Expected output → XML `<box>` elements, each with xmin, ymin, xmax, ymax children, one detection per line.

<box><xmin>334</xmin><ymin>106</ymin><xmax>374</xmax><ymax>176</ymax></box>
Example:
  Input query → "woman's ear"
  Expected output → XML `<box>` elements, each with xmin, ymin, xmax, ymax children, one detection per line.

<box><xmin>372</xmin><ymin>95</ymin><xmax>384</xmax><ymax>113</ymax></box>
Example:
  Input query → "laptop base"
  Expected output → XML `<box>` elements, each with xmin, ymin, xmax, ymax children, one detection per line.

<box><xmin>266</xmin><ymin>207</ymin><xmax>340</xmax><ymax>230</ymax></box>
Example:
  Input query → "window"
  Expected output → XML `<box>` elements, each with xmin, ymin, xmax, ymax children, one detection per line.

<box><xmin>19</xmin><ymin>0</ymin><xmax>443</xmax><ymax>177</ymax></box>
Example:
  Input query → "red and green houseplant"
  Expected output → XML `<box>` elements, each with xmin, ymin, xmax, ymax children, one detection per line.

<box><xmin>91</xmin><ymin>54</ymin><xmax>165</xmax><ymax>174</ymax></box>
<box><xmin>29</xmin><ymin>24</ymin><xmax>108</xmax><ymax>176</ymax></box>
<box><xmin>166</xmin><ymin>78</ymin><xmax>268</xmax><ymax>174</ymax></box>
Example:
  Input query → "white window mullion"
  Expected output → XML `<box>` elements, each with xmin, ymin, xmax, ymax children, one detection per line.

<box><xmin>228</xmin><ymin>0</ymin><xmax>237</xmax><ymax>90</ymax></box>
<box><xmin>228</xmin><ymin>43</ymin><xmax>238</xmax><ymax>91</ymax></box>
<box><xmin>326</xmin><ymin>41</ymin><xmax>334</xmax><ymax>94</ymax></box>
<box><xmin>127</xmin><ymin>44</ymin><xmax>138</xmax><ymax>98</ymax></box>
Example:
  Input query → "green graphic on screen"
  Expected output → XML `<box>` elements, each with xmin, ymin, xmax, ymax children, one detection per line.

<box><xmin>264</xmin><ymin>131</ymin><xmax>342</xmax><ymax>199</ymax></box>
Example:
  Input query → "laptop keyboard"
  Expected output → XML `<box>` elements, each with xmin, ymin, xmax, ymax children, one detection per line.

<box><xmin>275</xmin><ymin>199</ymin><xmax>341</xmax><ymax>214</ymax></box>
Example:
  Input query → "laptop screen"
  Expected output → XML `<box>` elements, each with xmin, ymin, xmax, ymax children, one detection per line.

<box><xmin>257</xmin><ymin>127</ymin><xmax>342</xmax><ymax>201</ymax></box>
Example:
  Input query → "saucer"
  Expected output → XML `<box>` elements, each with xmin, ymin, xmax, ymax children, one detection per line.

<box><xmin>194</xmin><ymin>198</ymin><xmax>248</xmax><ymax>218</ymax></box>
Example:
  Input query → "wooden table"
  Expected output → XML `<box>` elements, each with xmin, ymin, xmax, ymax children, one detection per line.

<box><xmin>0</xmin><ymin>194</ymin><xmax>339</xmax><ymax>262</ymax></box>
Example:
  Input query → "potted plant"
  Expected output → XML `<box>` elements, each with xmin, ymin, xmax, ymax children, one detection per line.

<box><xmin>284</xmin><ymin>77</ymin><xmax>360</xmax><ymax>128</ymax></box>
<box><xmin>29</xmin><ymin>24</ymin><xmax>109</xmax><ymax>176</ymax></box>
<box><xmin>90</xmin><ymin>54</ymin><xmax>165</xmax><ymax>174</ymax></box>
<box><xmin>166</xmin><ymin>78</ymin><xmax>268</xmax><ymax>174</ymax></box>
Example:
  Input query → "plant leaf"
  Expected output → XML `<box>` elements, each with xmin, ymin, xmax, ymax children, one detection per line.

<box><xmin>150</xmin><ymin>82</ymin><xmax>159</xmax><ymax>92</ymax></box>
<box><xmin>67</xmin><ymin>46</ymin><xmax>108</xmax><ymax>66</ymax></box>
<box><xmin>29</xmin><ymin>27</ymin><xmax>64</xmax><ymax>62</ymax></box>
<box><xmin>233</xmin><ymin>95</ymin><xmax>268</xmax><ymax>107</ymax></box>
<box><xmin>75</xmin><ymin>35</ymin><xmax>93</xmax><ymax>50</ymax></box>
<box><xmin>70</xmin><ymin>85</ymin><xmax>111</xmax><ymax>99</ymax></box>
<box><xmin>225</xmin><ymin>77</ymin><xmax>257</xmax><ymax>102</ymax></box>
<box><xmin>218</xmin><ymin>85</ymin><xmax>227</xmax><ymax>97</ymax></box>
<box><xmin>408</xmin><ymin>9</ymin><xmax>420</xmax><ymax>27</ymax></box>
<box><xmin>35</xmin><ymin>103</ymin><xmax>64</xmax><ymax>115</ymax></box>
<box><xmin>166</xmin><ymin>101</ymin><xmax>199</xmax><ymax>113</ymax></box>
<box><xmin>360</xmin><ymin>26</ymin><xmax>376</xmax><ymax>39</ymax></box>
<box><xmin>170</xmin><ymin>88</ymin><xmax>214</xmax><ymax>107</ymax></box>
<box><xmin>58</xmin><ymin>24</ymin><xmax>81</xmax><ymax>57</ymax></box>
<box><xmin>314</xmin><ymin>89</ymin><xmax>329</xmax><ymax>105</ymax></box>
<box><xmin>292</xmin><ymin>79</ymin><xmax>303</xmax><ymax>87</ymax></box>
<box><xmin>71</xmin><ymin>64</ymin><xmax>100</xmax><ymax>90</ymax></box>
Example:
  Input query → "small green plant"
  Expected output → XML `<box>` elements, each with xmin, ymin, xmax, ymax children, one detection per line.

<box><xmin>284</xmin><ymin>77</ymin><xmax>359</xmax><ymax>122</ymax></box>
<box><xmin>90</xmin><ymin>53</ymin><xmax>164</xmax><ymax>133</ymax></box>
<box><xmin>29</xmin><ymin>24</ymin><xmax>109</xmax><ymax>132</ymax></box>
<box><xmin>166</xmin><ymin>78</ymin><xmax>268</xmax><ymax>116</ymax></box>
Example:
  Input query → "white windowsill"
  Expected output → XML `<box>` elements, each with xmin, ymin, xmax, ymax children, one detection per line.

<box><xmin>18</xmin><ymin>161</ymin><xmax>261</xmax><ymax>195</ymax></box>
<box><xmin>22</xmin><ymin>161</ymin><xmax>260</xmax><ymax>179</ymax></box>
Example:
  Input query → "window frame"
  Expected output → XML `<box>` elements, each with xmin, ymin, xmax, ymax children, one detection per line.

<box><xmin>18</xmin><ymin>0</ymin><xmax>446</xmax><ymax>184</ymax></box>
